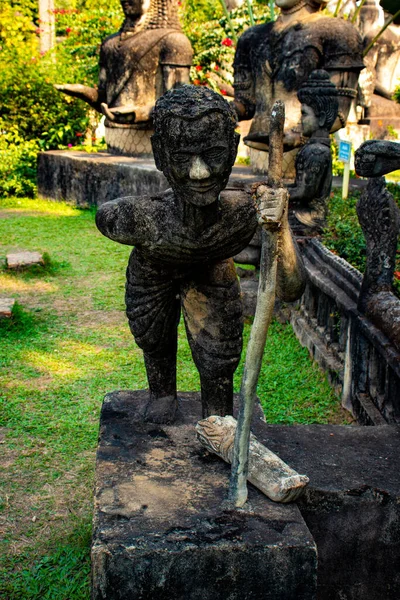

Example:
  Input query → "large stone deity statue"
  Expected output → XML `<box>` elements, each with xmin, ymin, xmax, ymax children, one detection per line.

<box><xmin>233</xmin><ymin>0</ymin><xmax>364</xmax><ymax>173</ymax></box>
<box><xmin>55</xmin><ymin>0</ymin><xmax>193</xmax><ymax>156</ymax></box>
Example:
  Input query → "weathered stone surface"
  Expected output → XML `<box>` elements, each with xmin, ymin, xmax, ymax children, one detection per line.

<box><xmin>355</xmin><ymin>139</ymin><xmax>400</xmax><ymax>177</ymax></box>
<box><xmin>256</xmin><ymin>423</ymin><xmax>400</xmax><ymax>600</ymax></box>
<box><xmin>92</xmin><ymin>390</ymin><xmax>317</xmax><ymax>600</ymax></box>
<box><xmin>233</xmin><ymin>0</ymin><xmax>363</xmax><ymax>167</ymax></box>
<box><xmin>0</xmin><ymin>298</ymin><xmax>15</xmax><ymax>318</ymax></box>
<box><xmin>196</xmin><ymin>415</ymin><xmax>309</xmax><ymax>503</ymax></box>
<box><xmin>6</xmin><ymin>251</ymin><xmax>44</xmax><ymax>269</ymax></box>
<box><xmin>94</xmin><ymin>86</ymin><xmax>305</xmax><ymax>423</ymax></box>
<box><xmin>37</xmin><ymin>151</ymin><xmax>169</xmax><ymax>207</ymax></box>
<box><xmin>289</xmin><ymin>71</ymin><xmax>338</xmax><ymax>233</ymax></box>
<box><xmin>37</xmin><ymin>150</ymin><xmax>265</xmax><ymax>207</ymax></box>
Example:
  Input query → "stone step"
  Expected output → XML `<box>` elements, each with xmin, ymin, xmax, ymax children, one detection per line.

<box><xmin>6</xmin><ymin>251</ymin><xmax>44</xmax><ymax>269</ymax></box>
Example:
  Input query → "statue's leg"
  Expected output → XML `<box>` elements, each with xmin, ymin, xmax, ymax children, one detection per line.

<box><xmin>181</xmin><ymin>259</ymin><xmax>243</xmax><ymax>418</ymax></box>
<box><xmin>126</xmin><ymin>250</ymin><xmax>181</xmax><ymax>423</ymax></box>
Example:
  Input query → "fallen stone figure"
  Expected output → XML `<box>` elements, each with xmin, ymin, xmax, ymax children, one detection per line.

<box><xmin>197</xmin><ymin>415</ymin><xmax>309</xmax><ymax>503</ymax></box>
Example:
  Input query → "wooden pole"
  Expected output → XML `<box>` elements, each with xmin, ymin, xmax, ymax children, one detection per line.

<box><xmin>228</xmin><ymin>101</ymin><xmax>285</xmax><ymax>508</ymax></box>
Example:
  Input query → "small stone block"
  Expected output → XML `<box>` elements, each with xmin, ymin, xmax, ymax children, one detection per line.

<box><xmin>0</xmin><ymin>298</ymin><xmax>15</xmax><ymax>318</ymax></box>
<box><xmin>6</xmin><ymin>251</ymin><xmax>44</xmax><ymax>269</ymax></box>
<box><xmin>92</xmin><ymin>391</ymin><xmax>317</xmax><ymax>600</ymax></box>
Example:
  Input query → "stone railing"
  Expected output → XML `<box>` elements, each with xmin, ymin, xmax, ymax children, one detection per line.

<box><xmin>290</xmin><ymin>238</ymin><xmax>400</xmax><ymax>425</ymax></box>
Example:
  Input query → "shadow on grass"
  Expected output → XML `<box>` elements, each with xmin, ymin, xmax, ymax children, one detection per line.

<box><xmin>0</xmin><ymin>521</ymin><xmax>91</xmax><ymax>600</ymax></box>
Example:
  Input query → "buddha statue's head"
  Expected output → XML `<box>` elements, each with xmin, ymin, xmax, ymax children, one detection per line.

<box><xmin>152</xmin><ymin>85</ymin><xmax>239</xmax><ymax>207</ymax></box>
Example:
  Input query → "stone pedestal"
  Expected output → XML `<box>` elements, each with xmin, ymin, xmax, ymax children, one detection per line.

<box><xmin>92</xmin><ymin>390</ymin><xmax>400</xmax><ymax>600</ymax></box>
<box><xmin>92</xmin><ymin>390</ymin><xmax>317</xmax><ymax>600</ymax></box>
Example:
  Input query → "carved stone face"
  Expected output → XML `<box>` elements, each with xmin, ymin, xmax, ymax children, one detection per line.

<box><xmin>301</xmin><ymin>104</ymin><xmax>320</xmax><ymax>136</ymax></box>
<box><xmin>158</xmin><ymin>113</ymin><xmax>237</xmax><ymax>207</ymax></box>
<box><xmin>120</xmin><ymin>0</ymin><xmax>149</xmax><ymax>18</ymax></box>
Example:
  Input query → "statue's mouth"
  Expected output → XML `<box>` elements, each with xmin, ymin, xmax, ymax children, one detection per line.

<box><xmin>187</xmin><ymin>180</ymin><xmax>218</xmax><ymax>193</ymax></box>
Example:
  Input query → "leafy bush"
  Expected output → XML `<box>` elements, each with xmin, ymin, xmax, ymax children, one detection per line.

<box><xmin>183</xmin><ymin>1</ymin><xmax>271</xmax><ymax>92</ymax></box>
<box><xmin>322</xmin><ymin>189</ymin><xmax>366</xmax><ymax>272</ymax></box>
<box><xmin>0</xmin><ymin>130</ymin><xmax>39</xmax><ymax>197</ymax></box>
<box><xmin>0</xmin><ymin>1</ymin><xmax>122</xmax><ymax>196</ymax></box>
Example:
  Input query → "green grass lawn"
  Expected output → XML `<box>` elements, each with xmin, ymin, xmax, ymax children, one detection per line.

<box><xmin>0</xmin><ymin>197</ymin><xmax>347</xmax><ymax>599</ymax></box>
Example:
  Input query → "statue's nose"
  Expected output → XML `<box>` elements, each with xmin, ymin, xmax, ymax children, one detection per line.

<box><xmin>189</xmin><ymin>156</ymin><xmax>211</xmax><ymax>180</ymax></box>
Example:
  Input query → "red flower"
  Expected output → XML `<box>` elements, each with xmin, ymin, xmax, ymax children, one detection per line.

<box><xmin>195</xmin><ymin>65</ymin><xmax>202</xmax><ymax>71</ymax></box>
<box><xmin>193</xmin><ymin>79</ymin><xmax>200</xmax><ymax>85</ymax></box>
<box><xmin>220</xmin><ymin>89</ymin><xmax>227</xmax><ymax>95</ymax></box>
<box><xmin>221</xmin><ymin>38</ymin><xmax>233</xmax><ymax>47</ymax></box>
<box><xmin>76</xmin><ymin>132</ymin><xmax>83</xmax><ymax>137</ymax></box>
<box><xmin>66</xmin><ymin>27</ymin><xmax>72</xmax><ymax>34</ymax></box>
<box><xmin>394</xmin><ymin>271</ymin><xmax>400</xmax><ymax>280</ymax></box>
<box><xmin>214</xmin><ymin>64</ymin><xmax>219</xmax><ymax>71</ymax></box>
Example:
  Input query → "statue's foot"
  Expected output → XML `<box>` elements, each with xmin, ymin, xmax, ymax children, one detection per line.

<box><xmin>144</xmin><ymin>395</ymin><xmax>179</xmax><ymax>424</ymax></box>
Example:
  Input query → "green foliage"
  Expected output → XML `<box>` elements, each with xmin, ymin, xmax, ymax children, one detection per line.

<box><xmin>0</xmin><ymin>130</ymin><xmax>39</xmax><ymax>197</ymax></box>
<box><xmin>2</xmin><ymin>537</ymin><xmax>91</xmax><ymax>600</ymax></box>
<box><xmin>183</xmin><ymin>2</ymin><xmax>271</xmax><ymax>91</ymax></box>
<box><xmin>0</xmin><ymin>1</ymin><xmax>122</xmax><ymax>197</ymax></box>
<box><xmin>322</xmin><ymin>189</ymin><xmax>366</xmax><ymax>272</ymax></box>
<box><xmin>322</xmin><ymin>187</ymin><xmax>400</xmax><ymax>296</ymax></box>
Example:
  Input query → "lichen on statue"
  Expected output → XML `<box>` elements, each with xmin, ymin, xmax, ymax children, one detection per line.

<box><xmin>233</xmin><ymin>0</ymin><xmax>363</xmax><ymax>157</ymax></box>
<box><xmin>55</xmin><ymin>0</ymin><xmax>193</xmax><ymax>156</ymax></box>
<box><xmin>95</xmin><ymin>85</ymin><xmax>305</xmax><ymax>424</ymax></box>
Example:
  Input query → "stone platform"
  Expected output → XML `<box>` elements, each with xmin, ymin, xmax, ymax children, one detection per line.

<box><xmin>37</xmin><ymin>150</ymin><xmax>368</xmax><ymax>208</ymax></box>
<box><xmin>37</xmin><ymin>151</ymin><xmax>262</xmax><ymax>207</ymax></box>
<box><xmin>93</xmin><ymin>390</ymin><xmax>400</xmax><ymax>600</ymax></box>
<box><xmin>92</xmin><ymin>390</ymin><xmax>317</xmax><ymax>600</ymax></box>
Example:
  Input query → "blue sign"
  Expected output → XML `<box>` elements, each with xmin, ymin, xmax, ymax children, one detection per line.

<box><xmin>338</xmin><ymin>140</ymin><xmax>352</xmax><ymax>163</ymax></box>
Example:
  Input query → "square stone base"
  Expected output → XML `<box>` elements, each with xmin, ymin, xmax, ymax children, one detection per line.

<box><xmin>92</xmin><ymin>390</ymin><xmax>317</xmax><ymax>600</ymax></box>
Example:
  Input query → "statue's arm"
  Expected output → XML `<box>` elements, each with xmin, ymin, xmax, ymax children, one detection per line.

<box><xmin>54</xmin><ymin>83</ymin><xmax>102</xmax><ymax>111</ymax></box>
<box><xmin>276</xmin><ymin>217</ymin><xmax>306</xmax><ymax>302</ymax></box>
<box><xmin>55</xmin><ymin>43</ymin><xmax>107</xmax><ymax>112</ymax></box>
<box><xmin>95</xmin><ymin>198</ymin><xmax>139</xmax><ymax>246</ymax></box>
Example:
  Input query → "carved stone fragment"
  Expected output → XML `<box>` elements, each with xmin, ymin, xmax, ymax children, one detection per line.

<box><xmin>196</xmin><ymin>415</ymin><xmax>309</xmax><ymax>503</ymax></box>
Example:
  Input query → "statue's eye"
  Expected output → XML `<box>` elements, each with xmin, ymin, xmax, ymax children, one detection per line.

<box><xmin>171</xmin><ymin>153</ymin><xmax>190</xmax><ymax>164</ymax></box>
<box><xmin>203</xmin><ymin>147</ymin><xmax>226</xmax><ymax>160</ymax></box>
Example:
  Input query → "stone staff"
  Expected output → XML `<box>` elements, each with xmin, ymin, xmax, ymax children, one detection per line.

<box><xmin>228</xmin><ymin>101</ymin><xmax>286</xmax><ymax>508</ymax></box>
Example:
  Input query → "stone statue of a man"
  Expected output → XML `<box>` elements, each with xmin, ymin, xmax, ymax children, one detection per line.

<box><xmin>289</xmin><ymin>70</ymin><xmax>339</xmax><ymax>231</ymax></box>
<box><xmin>96</xmin><ymin>86</ymin><xmax>305</xmax><ymax>424</ymax></box>
<box><xmin>55</xmin><ymin>0</ymin><xmax>193</xmax><ymax>155</ymax></box>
